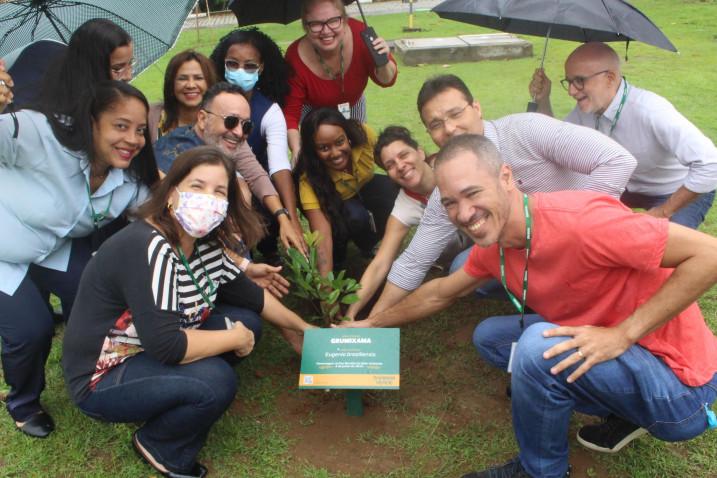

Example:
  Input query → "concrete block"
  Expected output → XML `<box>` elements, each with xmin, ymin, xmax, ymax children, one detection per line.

<box><xmin>459</xmin><ymin>33</ymin><xmax>533</xmax><ymax>61</ymax></box>
<box><xmin>393</xmin><ymin>37</ymin><xmax>470</xmax><ymax>66</ymax></box>
<box><xmin>393</xmin><ymin>33</ymin><xmax>533</xmax><ymax>66</ymax></box>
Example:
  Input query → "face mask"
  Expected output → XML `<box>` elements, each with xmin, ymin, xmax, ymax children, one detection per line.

<box><xmin>173</xmin><ymin>188</ymin><xmax>228</xmax><ymax>238</ymax></box>
<box><xmin>225</xmin><ymin>68</ymin><xmax>259</xmax><ymax>92</ymax></box>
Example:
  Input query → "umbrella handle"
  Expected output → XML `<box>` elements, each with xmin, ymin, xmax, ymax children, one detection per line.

<box><xmin>531</xmin><ymin>25</ymin><xmax>552</xmax><ymax>103</ymax></box>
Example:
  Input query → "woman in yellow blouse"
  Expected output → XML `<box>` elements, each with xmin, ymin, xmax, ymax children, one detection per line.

<box><xmin>293</xmin><ymin>108</ymin><xmax>398</xmax><ymax>275</ymax></box>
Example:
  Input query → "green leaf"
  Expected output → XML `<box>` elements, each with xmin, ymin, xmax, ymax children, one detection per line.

<box><xmin>287</xmin><ymin>247</ymin><xmax>309</xmax><ymax>270</ymax></box>
<box><xmin>336</xmin><ymin>270</ymin><xmax>346</xmax><ymax>282</ymax></box>
<box><xmin>340</xmin><ymin>293</ymin><xmax>360</xmax><ymax>305</ymax></box>
<box><xmin>327</xmin><ymin>271</ymin><xmax>334</xmax><ymax>282</ymax></box>
<box><xmin>329</xmin><ymin>303</ymin><xmax>340</xmax><ymax>318</ymax></box>
<box><xmin>327</xmin><ymin>289</ymin><xmax>341</xmax><ymax>304</ymax></box>
<box><xmin>309</xmin><ymin>246</ymin><xmax>317</xmax><ymax>269</ymax></box>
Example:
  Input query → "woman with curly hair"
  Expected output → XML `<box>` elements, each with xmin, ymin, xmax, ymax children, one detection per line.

<box><xmin>293</xmin><ymin>108</ymin><xmax>398</xmax><ymax>275</ymax></box>
<box><xmin>211</xmin><ymin>27</ymin><xmax>305</xmax><ymax>262</ymax></box>
<box><xmin>148</xmin><ymin>50</ymin><xmax>217</xmax><ymax>143</ymax></box>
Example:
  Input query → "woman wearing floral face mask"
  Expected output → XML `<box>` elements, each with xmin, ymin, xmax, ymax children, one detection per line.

<box><xmin>63</xmin><ymin>146</ymin><xmax>312</xmax><ymax>478</ymax></box>
<box><xmin>211</xmin><ymin>27</ymin><xmax>304</xmax><ymax>263</ymax></box>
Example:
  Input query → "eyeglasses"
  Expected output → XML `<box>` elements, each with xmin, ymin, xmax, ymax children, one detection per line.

<box><xmin>203</xmin><ymin>110</ymin><xmax>253</xmax><ymax>135</ymax></box>
<box><xmin>224</xmin><ymin>59</ymin><xmax>261</xmax><ymax>74</ymax></box>
<box><xmin>110</xmin><ymin>57</ymin><xmax>137</xmax><ymax>76</ymax></box>
<box><xmin>305</xmin><ymin>15</ymin><xmax>343</xmax><ymax>33</ymax></box>
<box><xmin>426</xmin><ymin>103</ymin><xmax>471</xmax><ymax>133</ymax></box>
<box><xmin>560</xmin><ymin>70</ymin><xmax>609</xmax><ymax>91</ymax></box>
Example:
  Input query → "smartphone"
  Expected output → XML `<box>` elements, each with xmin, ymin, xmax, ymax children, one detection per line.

<box><xmin>360</xmin><ymin>26</ymin><xmax>389</xmax><ymax>67</ymax></box>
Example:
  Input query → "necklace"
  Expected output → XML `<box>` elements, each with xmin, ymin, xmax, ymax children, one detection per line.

<box><xmin>314</xmin><ymin>41</ymin><xmax>345</xmax><ymax>94</ymax></box>
<box><xmin>85</xmin><ymin>180</ymin><xmax>114</xmax><ymax>229</ymax></box>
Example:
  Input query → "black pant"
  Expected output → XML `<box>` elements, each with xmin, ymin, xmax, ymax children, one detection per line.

<box><xmin>0</xmin><ymin>237</ymin><xmax>92</xmax><ymax>421</ymax></box>
<box><xmin>333</xmin><ymin>174</ymin><xmax>398</xmax><ymax>269</ymax></box>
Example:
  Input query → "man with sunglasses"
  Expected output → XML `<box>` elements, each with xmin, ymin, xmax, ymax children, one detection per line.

<box><xmin>155</xmin><ymin>82</ymin><xmax>307</xmax><ymax>255</ymax></box>
<box><xmin>530</xmin><ymin>41</ymin><xmax>717</xmax><ymax>230</ymax></box>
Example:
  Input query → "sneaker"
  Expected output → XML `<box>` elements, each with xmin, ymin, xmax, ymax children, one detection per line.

<box><xmin>461</xmin><ymin>457</ymin><xmax>531</xmax><ymax>478</ymax></box>
<box><xmin>576</xmin><ymin>414</ymin><xmax>648</xmax><ymax>453</ymax></box>
<box><xmin>462</xmin><ymin>457</ymin><xmax>571</xmax><ymax>478</ymax></box>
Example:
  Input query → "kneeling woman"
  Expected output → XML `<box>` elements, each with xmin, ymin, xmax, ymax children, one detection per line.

<box><xmin>63</xmin><ymin>147</ymin><xmax>312</xmax><ymax>478</ymax></box>
<box><xmin>0</xmin><ymin>80</ymin><xmax>157</xmax><ymax>438</ymax></box>
<box><xmin>293</xmin><ymin>109</ymin><xmax>398</xmax><ymax>275</ymax></box>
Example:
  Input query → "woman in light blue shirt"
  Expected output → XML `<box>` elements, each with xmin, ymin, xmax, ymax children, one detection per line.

<box><xmin>0</xmin><ymin>81</ymin><xmax>159</xmax><ymax>438</ymax></box>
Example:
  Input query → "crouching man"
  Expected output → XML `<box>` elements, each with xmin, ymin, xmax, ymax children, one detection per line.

<box><xmin>342</xmin><ymin>134</ymin><xmax>717</xmax><ymax>478</ymax></box>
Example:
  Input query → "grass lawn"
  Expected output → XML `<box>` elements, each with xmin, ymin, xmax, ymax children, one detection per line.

<box><xmin>2</xmin><ymin>0</ymin><xmax>717</xmax><ymax>476</ymax></box>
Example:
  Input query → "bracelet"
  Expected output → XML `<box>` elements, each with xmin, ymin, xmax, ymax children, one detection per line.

<box><xmin>238</xmin><ymin>257</ymin><xmax>251</xmax><ymax>272</ymax></box>
<box><xmin>273</xmin><ymin>207</ymin><xmax>290</xmax><ymax>219</ymax></box>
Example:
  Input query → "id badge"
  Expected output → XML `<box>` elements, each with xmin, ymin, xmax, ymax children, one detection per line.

<box><xmin>367</xmin><ymin>210</ymin><xmax>377</xmax><ymax>233</ymax></box>
<box><xmin>506</xmin><ymin>342</ymin><xmax>518</xmax><ymax>374</ymax></box>
<box><xmin>338</xmin><ymin>102</ymin><xmax>351</xmax><ymax>119</ymax></box>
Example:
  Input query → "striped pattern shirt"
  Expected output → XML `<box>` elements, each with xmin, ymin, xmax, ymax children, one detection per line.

<box><xmin>386</xmin><ymin>113</ymin><xmax>637</xmax><ymax>291</ymax></box>
<box><xmin>62</xmin><ymin>220</ymin><xmax>264</xmax><ymax>403</ymax></box>
<box><xmin>147</xmin><ymin>231</ymin><xmax>240</xmax><ymax>327</ymax></box>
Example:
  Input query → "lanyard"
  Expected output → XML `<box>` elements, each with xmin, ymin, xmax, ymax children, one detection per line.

<box><xmin>595</xmin><ymin>80</ymin><xmax>629</xmax><ymax>137</ymax></box>
<box><xmin>315</xmin><ymin>41</ymin><xmax>345</xmax><ymax>95</ymax></box>
<box><xmin>499</xmin><ymin>193</ymin><xmax>531</xmax><ymax>329</ymax></box>
<box><xmin>177</xmin><ymin>247</ymin><xmax>216</xmax><ymax>309</ymax></box>
<box><xmin>85</xmin><ymin>180</ymin><xmax>114</xmax><ymax>230</ymax></box>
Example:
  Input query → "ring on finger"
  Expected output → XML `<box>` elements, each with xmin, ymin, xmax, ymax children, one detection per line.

<box><xmin>0</xmin><ymin>79</ymin><xmax>5</xmax><ymax>87</ymax></box>
<box><xmin>577</xmin><ymin>349</ymin><xmax>584</xmax><ymax>358</ymax></box>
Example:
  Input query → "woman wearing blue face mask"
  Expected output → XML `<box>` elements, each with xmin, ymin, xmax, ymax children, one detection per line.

<box><xmin>211</xmin><ymin>28</ymin><xmax>305</xmax><ymax>264</ymax></box>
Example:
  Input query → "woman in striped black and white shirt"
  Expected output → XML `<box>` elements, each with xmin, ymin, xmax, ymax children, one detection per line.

<box><xmin>63</xmin><ymin>146</ymin><xmax>312</xmax><ymax>478</ymax></box>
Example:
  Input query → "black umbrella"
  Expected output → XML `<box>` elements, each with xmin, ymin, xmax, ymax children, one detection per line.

<box><xmin>432</xmin><ymin>0</ymin><xmax>677</xmax><ymax>110</ymax></box>
<box><xmin>0</xmin><ymin>0</ymin><xmax>198</xmax><ymax>75</ymax></box>
<box><xmin>229</xmin><ymin>0</ymin><xmax>356</xmax><ymax>26</ymax></box>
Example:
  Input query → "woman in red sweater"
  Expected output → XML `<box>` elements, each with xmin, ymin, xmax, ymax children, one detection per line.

<box><xmin>284</xmin><ymin>0</ymin><xmax>398</xmax><ymax>162</ymax></box>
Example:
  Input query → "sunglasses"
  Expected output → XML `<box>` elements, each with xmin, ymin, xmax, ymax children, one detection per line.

<box><xmin>203</xmin><ymin>109</ymin><xmax>253</xmax><ymax>135</ymax></box>
<box><xmin>224</xmin><ymin>59</ymin><xmax>261</xmax><ymax>74</ymax></box>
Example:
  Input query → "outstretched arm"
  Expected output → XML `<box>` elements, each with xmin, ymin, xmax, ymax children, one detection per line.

<box><xmin>346</xmin><ymin>216</ymin><xmax>408</xmax><ymax>319</ymax></box>
<box><xmin>545</xmin><ymin>223</ymin><xmax>717</xmax><ymax>382</ymax></box>
<box><xmin>342</xmin><ymin>268</ymin><xmax>484</xmax><ymax>328</ymax></box>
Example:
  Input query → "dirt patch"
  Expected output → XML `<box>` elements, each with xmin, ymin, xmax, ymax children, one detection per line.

<box><xmin>277</xmin><ymin>389</ymin><xmax>407</xmax><ymax>475</ymax></box>
<box><xmin>265</xmin><ymin>299</ymin><xmax>615</xmax><ymax>478</ymax></box>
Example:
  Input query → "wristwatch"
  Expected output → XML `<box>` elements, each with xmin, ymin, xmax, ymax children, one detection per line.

<box><xmin>273</xmin><ymin>207</ymin><xmax>290</xmax><ymax>219</ymax></box>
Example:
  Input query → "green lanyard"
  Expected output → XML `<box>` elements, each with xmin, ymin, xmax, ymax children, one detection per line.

<box><xmin>499</xmin><ymin>193</ymin><xmax>532</xmax><ymax>329</ymax></box>
<box><xmin>85</xmin><ymin>180</ymin><xmax>114</xmax><ymax>230</ymax></box>
<box><xmin>177</xmin><ymin>247</ymin><xmax>216</xmax><ymax>309</ymax></box>
<box><xmin>595</xmin><ymin>80</ymin><xmax>629</xmax><ymax>137</ymax></box>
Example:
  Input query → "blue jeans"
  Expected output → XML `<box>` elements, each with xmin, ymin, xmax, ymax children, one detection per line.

<box><xmin>77</xmin><ymin>305</ymin><xmax>262</xmax><ymax>473</ymax></box>
<box><xmin>449</xmin><ymin>248</ymin><xmax>509</xmax><ymax>301</ymax></box>
<box><xmin>0</xmin><ymin>237</ymin><xmax>92</xmax><ymax>421</ymax></box>
<box><xmin>621</xmin><ymin>189</ymin><xmax>715</xmax><ymax>229</ymax></box>
<box><xmin>473</xmin><ymin>316</ymin><xmax>717</xmax><ymax>478</ymax></box>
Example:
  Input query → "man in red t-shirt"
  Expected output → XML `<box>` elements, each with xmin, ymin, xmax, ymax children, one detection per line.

<box><xmin>343</xmin><ymin>134</ymin><xmax>717</xmax><ymax>478</ymax></box>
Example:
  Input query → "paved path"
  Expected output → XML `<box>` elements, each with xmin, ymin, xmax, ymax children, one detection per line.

<box><xmin>182</xmin><ymin>0</ymin><xmax>444</xmax><ymax>30</ymax></box>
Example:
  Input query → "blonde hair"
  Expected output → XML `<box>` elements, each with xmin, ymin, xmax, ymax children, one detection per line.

<box><xmin>301</xmin><ymin>0</ymin><xmax>347</xmax><ymax>20</ymax></box>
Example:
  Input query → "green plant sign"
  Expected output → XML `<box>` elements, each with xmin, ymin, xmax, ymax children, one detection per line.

<box><xmin>284</xmin><ymin>231</ymin><xmax>361</xmax><ymax>327</ymax></box>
